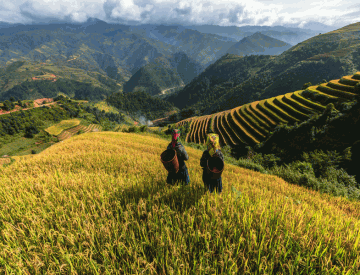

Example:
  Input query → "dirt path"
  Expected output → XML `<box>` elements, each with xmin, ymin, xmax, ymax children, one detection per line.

<box><xmin>160</xmin><ymin>85</ymin><xmax>185</xmax><ymax>95</ymax></box>
<box><xmin>0</xmin><ymin>98</ymin><xmax>58</xmax><ymax>116</ymax></box>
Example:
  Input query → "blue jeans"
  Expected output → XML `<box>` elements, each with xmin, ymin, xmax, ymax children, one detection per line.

<box><xmin>202</xmin><ymin>170</ymin><xmax>222</xmax><ymax>194</ymax></box>
<box><xmin>167</xmin><ymin>165</ymin><xmax>190</xmax><ymax>185</ymax></box>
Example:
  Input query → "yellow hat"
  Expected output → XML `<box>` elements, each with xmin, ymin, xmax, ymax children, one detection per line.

<box><xmin>206</xmin><ymin>133</ymin><xmax>220</xmax><ymax>157</ymax></box>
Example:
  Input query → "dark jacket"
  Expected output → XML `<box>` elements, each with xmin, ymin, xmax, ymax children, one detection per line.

<box><xmin>167</xmin><ymin>142</ymin><xmax>189</xmax><ymax>169</ymax></box>
<box><xmin>200</xmin><ymin>149</ymin><xmax>224</xmax><ymax>170</ymax></box>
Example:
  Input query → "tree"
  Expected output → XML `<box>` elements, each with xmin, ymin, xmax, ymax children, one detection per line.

<box><xmin>3</xmin><ymin>100</ymin><xmax>14</xmax><ymax>111</ymax></box>
<box><xmin>24</xmin><ymin>125</ymin><xmax>39</xmax><ymax>138</ymax></box>
<box><xmin>302</xmin><ymin>82</ymin><xmax>312</xmax><ymax>90</ymax></box>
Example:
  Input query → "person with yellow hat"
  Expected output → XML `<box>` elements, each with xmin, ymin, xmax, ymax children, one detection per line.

<box><xmin>166</xmin><ymin>129</ymin><xmax>190</xmax><ymax>185</ymax></box>
<box><xmin>200</xmin><ymin>131</ymin><xmax>224</xmax><ymax>194</ymax></box>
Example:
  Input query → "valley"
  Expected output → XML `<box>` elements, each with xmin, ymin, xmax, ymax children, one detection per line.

<box><xmin>0</xmin><ymin>18</ymin><xmax>359</xmax><ymax>273</ymax></box>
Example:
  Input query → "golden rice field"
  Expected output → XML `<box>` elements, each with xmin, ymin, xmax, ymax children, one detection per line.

<box><xmin>57</xmin><ymin>124</ymin><xmax>102</xmax><ymax>141</ymax></box>
<box><xmin>44</xmin><ymin>119</ymin><xmax>81</xmax><ymax>136</ymax></box>
<box><xmin>179</xmin><ymin>72</ymin><xmax>360</xmax><ymax>147</ymax></box>
<box><xmin>0</xmin><ymin>131</ymin><xmax>359</xmax><ymax>274</ymax></box>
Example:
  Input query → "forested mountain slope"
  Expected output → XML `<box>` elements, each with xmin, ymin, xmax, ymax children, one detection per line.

<box><xmin>165</xmin><ymin>54</ymin><xmax>275</xmax><ymax>110</ymax></box>
<box><xmin>123</xmin><ymin>53</ymin><xmax>204</xmax><ymax>96</ymax></box>
<box><xmin>0</xmin><ymin>61</ymin><xmax>121</xmax><ymax>101</ymax></box>
<box><xmin>167</xmin><ymin>22</ymin><xmax>360</xmax><ymax>115</ymax></box>
<box><xmin>123</xmin><ymin>57</ymin><xmax>184</xmax><ymax>96</ymax></box>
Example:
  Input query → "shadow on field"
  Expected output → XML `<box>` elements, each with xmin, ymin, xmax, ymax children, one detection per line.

<box><xmin>112</xmin><ymin>180</ymin><xmax>207</xmax><ymax>214</ymax></box>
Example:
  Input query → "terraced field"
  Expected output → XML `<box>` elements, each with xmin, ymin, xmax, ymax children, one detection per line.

<box><xmin>57</xmin><ymin>124</ymin><xmax>103</xmax><ymax>141</ymax></box>
<box><xmin>45</xmin><ymin>119</ymin><xmax>81</xmax><ymax>136</ymax></box>
<box><xmin>176</xmin><ymin>117</ymin><xmax>196</xmax><ymax>127</ymax></box>
<box><xmin>177</xmin><ymin>72</ymin><xmax>360</xmax><ymax>147</ymax></box>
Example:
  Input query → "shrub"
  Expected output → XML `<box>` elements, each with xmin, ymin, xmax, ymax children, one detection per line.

<box><xmin>24</xmin><ymin>125</ymin><xmax>39</xmax><ymax>138</ymax></box>
<box><xmin>301</xmin><ymin>150</ymin><xmax>343</xmax><ymax>177</ymax></box>
<box><xmin>302</xmin><ymin>82</ymin><xmax>312</xmax><ymax>90</ymax></box>
<box><xmin>269</xmin><ymin>164</ymin><xmax>320</xmax><ymax>190</ymax></box>
<box><xmin>267</xmin><ymin>157</ymin><xmax>360</xmax><ymax>200</ymax></box>
<box><xmin>236</xmin><ymin>158</ymin><xmax>268</xmax><ymax>173</ymax></box>
<box><xmin>31</xmin><ymin>150</ymin><xmax>36</xmax><ymax>154</ymax></box>
<box><xmin>221</xmin><ymin>145</ymin><xmax>232</xmax><ymax>159</ymax></box>
<box><xmin>321</xmin><ymin>166</ymin><xmax>358</xmax><ymax>188</ymax></box>
<box><xmin>127</xmin><ymin>126</ymin><xmax>140</xmax><ymax>133</ymax></box>
<box><xmin>251</xmin><ymin>152</ymin><xmax>281</xmax><ymax>169</ymax></box>
<box><xmin>286</xmin><ymin>160</ymin><xmax>315</xmax><ymax>176</ymax></box>
<box><xmin>139</xmin><ymin>125</ymin><xmax>148</xmax><ymax>132</ymax></box>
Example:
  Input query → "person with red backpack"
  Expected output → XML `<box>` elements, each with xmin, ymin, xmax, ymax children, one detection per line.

<box><xmin>166</xmin><ymin>129</ymin><xmax>190</xmax><ymax>185</ymax></box>
<box><xmin>200</xmin><ymin>132</ymin><xmax>224</xmax><ymax>194</ymax></box>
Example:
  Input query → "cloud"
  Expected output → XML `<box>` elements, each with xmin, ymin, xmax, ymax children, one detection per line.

<box><xmin>0</xmin><ymin>0</ymin><xmax>358</xmax><ymax>29</ymax></box>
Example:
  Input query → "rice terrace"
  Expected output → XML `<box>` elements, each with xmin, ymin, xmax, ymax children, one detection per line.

<box><xmin>0</xmin><ymin>17</ymin><xmax>360</xmax><ymax>275</ymax></box>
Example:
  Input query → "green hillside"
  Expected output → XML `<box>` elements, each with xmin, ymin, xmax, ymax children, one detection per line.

<box><xmin>123</xmin><ymin>56</ymin><xmax>184</xmax><ymax>96</ymax></box>
<box><xmin>169</xmin><ymin>52</ymin><xmax>204</xmax><ymax>85</ymax></box>
<box><xmin>0</xmin><ymin>60</ymin><xmax>121</xmax><ymax>101</ymax></box>
<box><xmin>166</xmin><ymin>54</ymin><xmax>275</xmax><ymax>110</ymax></box>
<box><xmin>257</xmin><ymin>22</ymin><xmax>360</xmax><ymax>100</ymax></box>
<box><xmin>0</xmin><ymin>26</ymin><xmax>178</xmax><ymax>78</ymax></box>
<box><xmin>106</xmin><ymin>90</ymin><xmax>178</xmax><ymax>121</ymax></box>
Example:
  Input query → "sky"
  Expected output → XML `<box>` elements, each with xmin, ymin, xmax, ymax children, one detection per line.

<box><xmin>0</xmin><ymin>0</ymin><xmax>359</xmax><ymax>30</ymax></box>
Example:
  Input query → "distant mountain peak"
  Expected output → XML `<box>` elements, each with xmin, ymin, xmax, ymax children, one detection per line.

<box><xmin>82</xmin><ymin>17</ymin><xmax>108</xmax><ymax>27</ymax></box>
<box><xmin>227</xmin><ymin>32</ymin><xmax>291</xmax><ymax>56</ymax></box>
<box><xmin>86</xmin><ymin>17</ymin><xmax>103</xmax><ymax>23</ymax></box>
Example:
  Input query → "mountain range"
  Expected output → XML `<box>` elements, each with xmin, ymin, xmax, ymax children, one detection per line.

<box><xmin>0</xmin><ymin>18</ymin><xmax>359</xmax><ymax>122</ymax></box>
<box><xmin>0</xmin><ymin>18</ymin><xmax>327</xmax><ymax>101</ymax></box>
<box><xmin>166</xmin><ymin>22</ymin><xmax>360</xmax><ymax>114</ymax></box>
<box><xmin>185</xmin><ymin>24</ymin><xmax>325</xmax><ymax>45</ymax></box>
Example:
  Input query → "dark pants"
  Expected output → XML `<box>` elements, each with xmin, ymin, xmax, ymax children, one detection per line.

<box><xmin>202</xmin><ymin>170</ymin><xmax>222</xmax><ymax>194</ymax></box>
<box><xmin>167</xmin><ymin>165</ymin><xmax>190</xmax><ymax>185</ymax></box>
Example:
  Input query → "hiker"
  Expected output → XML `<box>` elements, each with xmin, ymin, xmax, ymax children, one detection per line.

<box><xmin>200</xmin><ymin>132</ymin><xmax>224</xmax><ymax>194</ymax></box>
<box><xmin>166</xmin><ymin>129</ymin><xmax>190</xmax><ymax>185</ymax></box>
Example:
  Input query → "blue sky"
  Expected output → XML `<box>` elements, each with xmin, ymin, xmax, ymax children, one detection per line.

<box><xmin>0</xmin><ymin>0</ymin><xmax>359</xmax><ymax>29</ymax></box>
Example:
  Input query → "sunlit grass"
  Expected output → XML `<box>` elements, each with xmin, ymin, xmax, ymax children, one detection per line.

<box><xmin>93</xmin><ymin>101</ymin><xmax>120</xmax><ymax>114</ymax></box>
<box><xmin>0</xmin><ymin>131</ymin><xmax>359</xmax><ymax>273</ymax></box>
<box><xmin>44</xmin><ymin>119</ymin><xmax>81</xmax><ymax>136</ymax></box>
